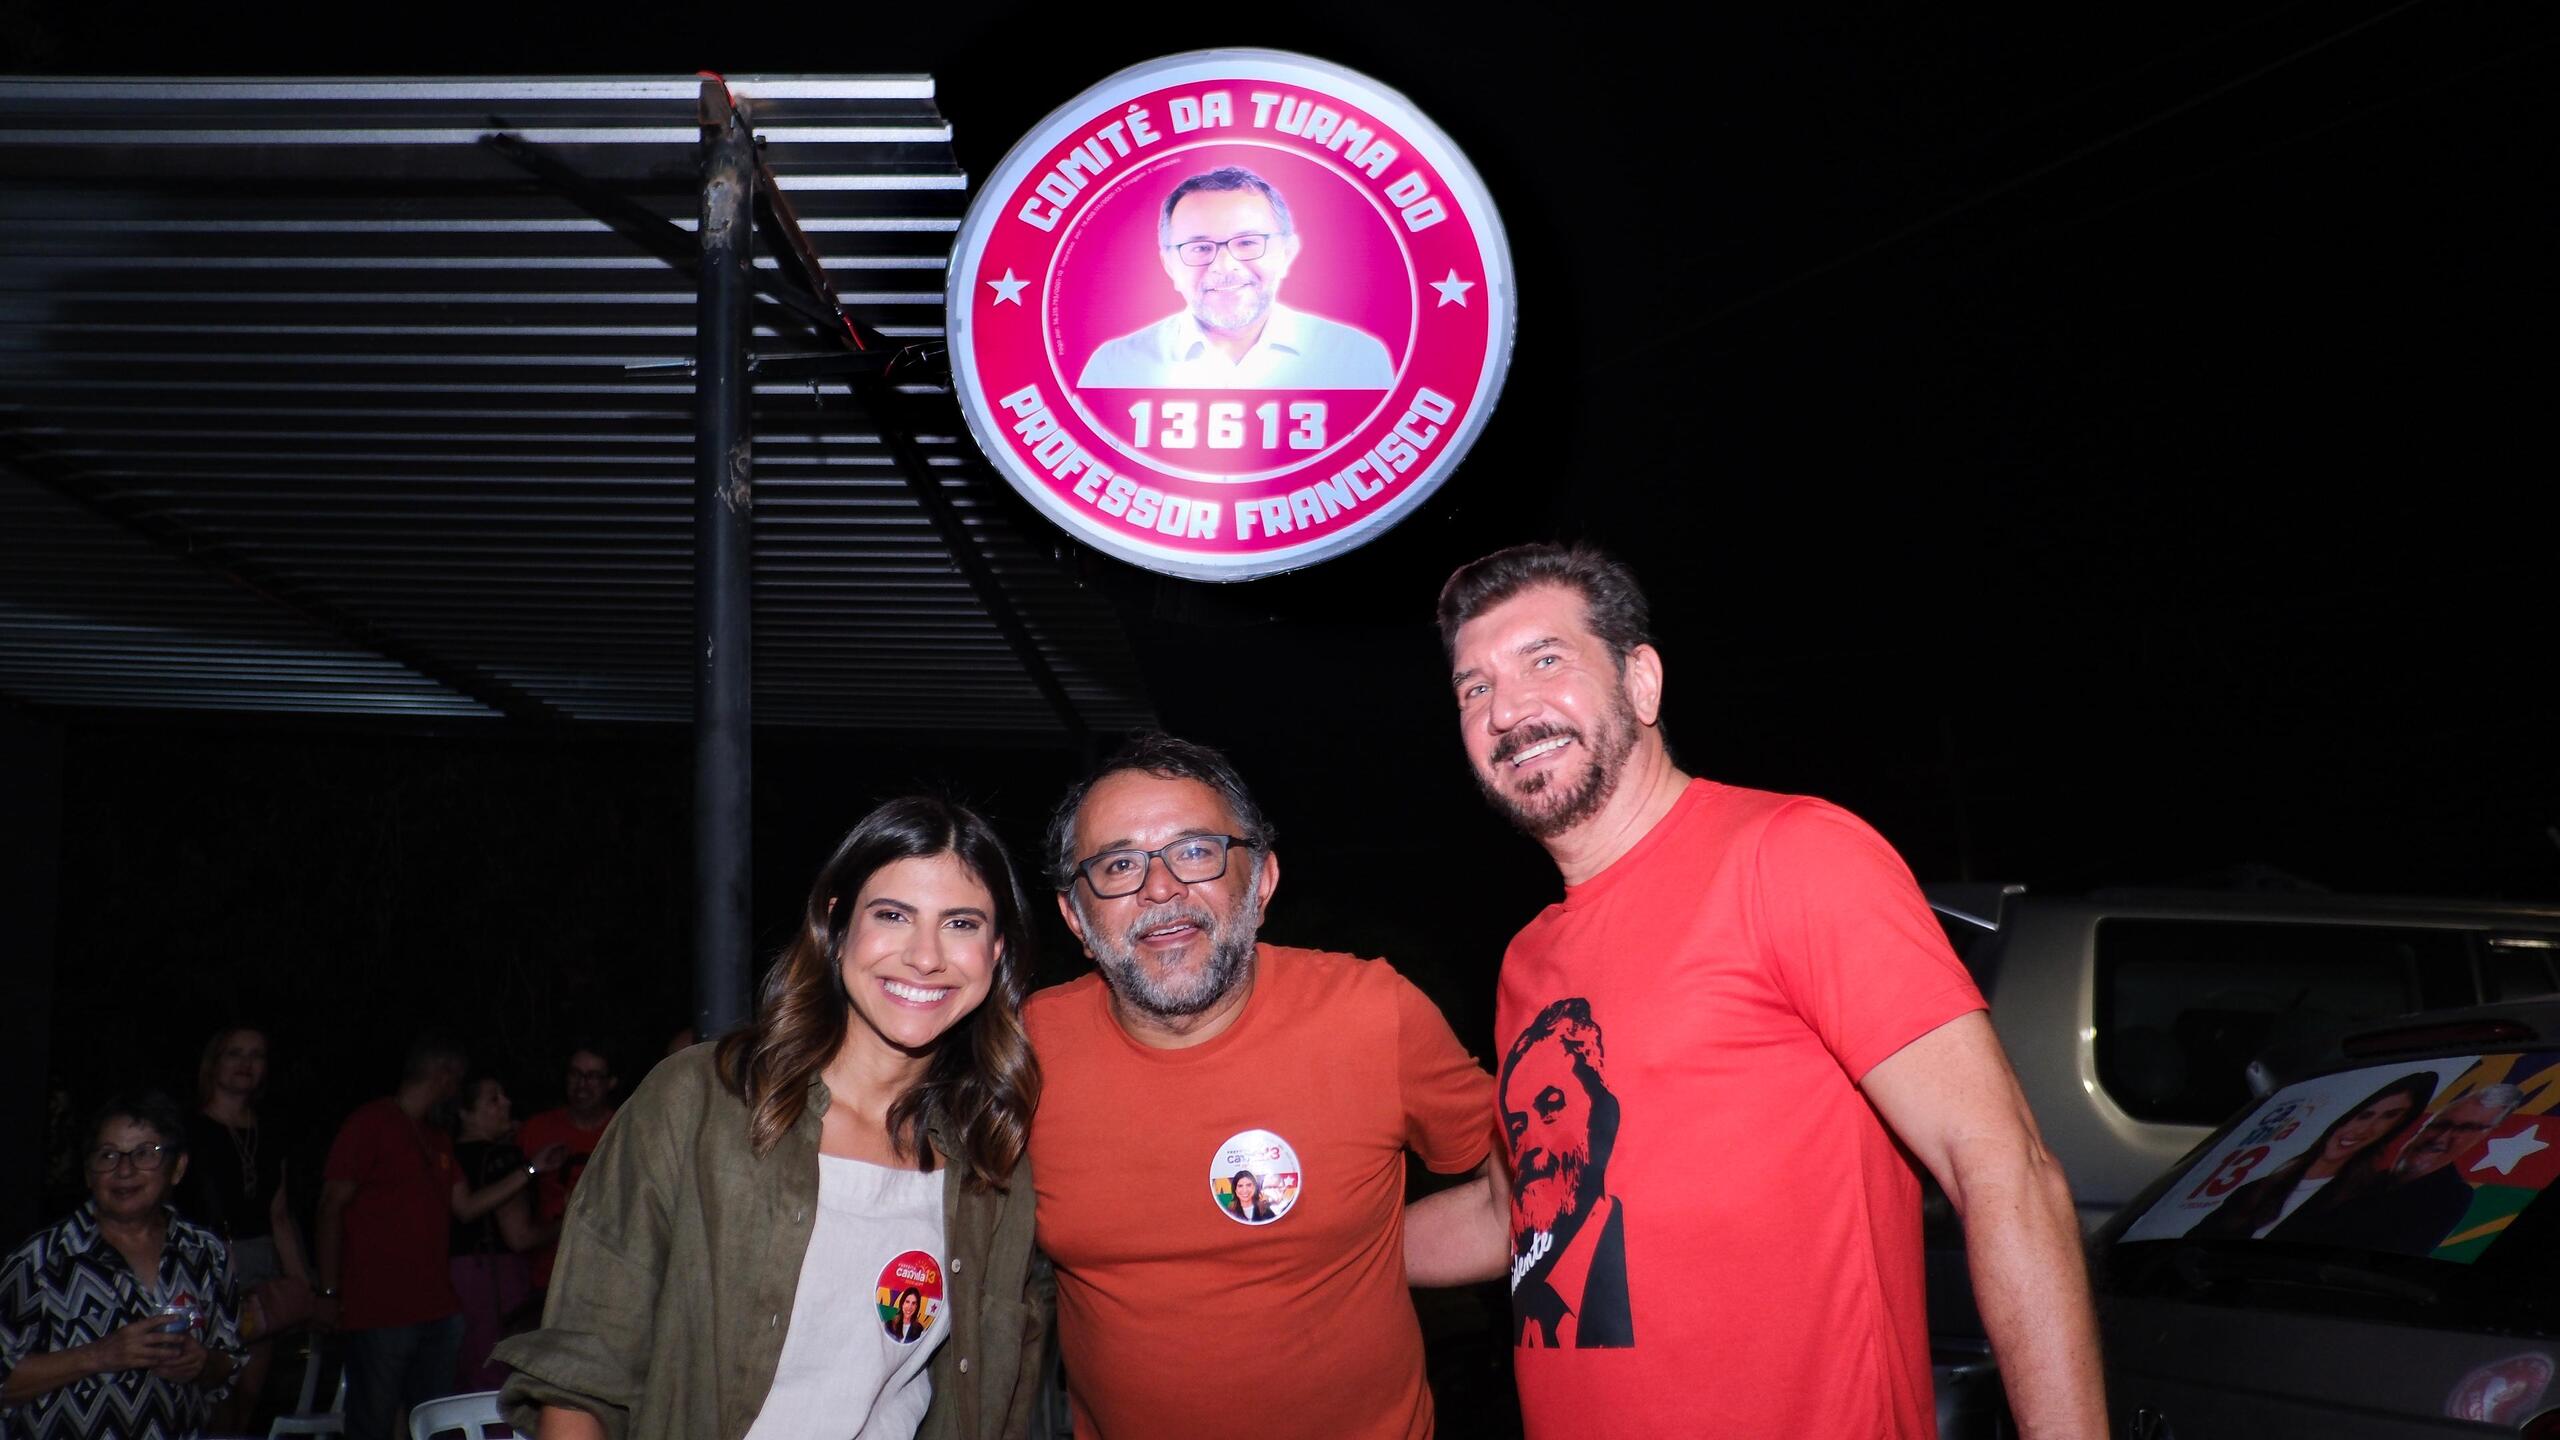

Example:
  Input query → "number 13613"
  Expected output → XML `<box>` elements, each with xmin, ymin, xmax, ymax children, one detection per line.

<box><xmin>1127</xmin><ymin>400</ymin><xmax>1326</xmax><ymax>451</ymax></box>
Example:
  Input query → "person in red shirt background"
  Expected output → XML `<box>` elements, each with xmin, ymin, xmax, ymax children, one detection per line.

<box><xmin>514</xmin><ymin>1044</ymin><xmax>618</xmax><ymax>1291</ymax></box>
<box><xmin>316</xmin><ymin>1039</ymin><xmax>562</xmax><ymax>1440</ymax></box>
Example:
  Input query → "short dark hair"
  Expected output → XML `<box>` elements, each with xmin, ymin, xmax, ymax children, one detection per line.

<box><xmin>1159</xmin><ymin>166</ymin><xmax>1295</xmax><ymax>247</ymax></box>
<box><xmin>1435</xmin><ymin>542</ymin><xmax>1655</xmax><ymax>667</ymax></box>
<box><xmin>1501</xmin><ymin>996</ymin><xmax>1609</xmax><ymax>1095</ymax></box>
<box><xmin>85</xmin><ymin>1090</ymin><xmax>190</xmax><ymax>1157</ymax></box>
<box><xmin>402</xmin><ymin>1035</ymin><xmax>468</xmax><ymax>1083</ymax></box>
<box><xmin>1046</xmin><ymin>733</ymin><xmax>1274</xmax><ymax>891</ymax></box>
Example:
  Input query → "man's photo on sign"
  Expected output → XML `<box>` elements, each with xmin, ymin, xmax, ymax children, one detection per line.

<box><xmin>1077</xmin><ymin>166</ymin><xmax>1393</xmax><ymax>390</ymax></box>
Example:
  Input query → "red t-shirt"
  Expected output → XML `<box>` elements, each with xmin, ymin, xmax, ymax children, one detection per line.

<box><xmin>1496</xmin><ymin>781</ymin><xmax>1984</xmax><ymax>1439</ymax></box>
<box><xmin>322</xmin><ymin>1097</ymin><xmax>460</xmax><ymax>1330</ymax></box>
<box><xmin>515</xmin><ymin>1106</ymin><xmax>610</xmax><ymax>1287</ymax></box>
<box><xmin>1027</xmin><ymin>944</ymin><xmax>1494</xmax><ymax>1440</ymax></box>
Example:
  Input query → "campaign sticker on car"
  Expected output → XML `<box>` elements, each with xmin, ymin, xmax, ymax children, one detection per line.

<box><xmin>2122</xmin><ymin>1051</ymin><xmax>2560</xmax><ymax>1262</ymax></box>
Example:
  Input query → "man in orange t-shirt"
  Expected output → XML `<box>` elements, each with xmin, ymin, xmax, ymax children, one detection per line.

<box><xmin>515</xmin><ymin>1044</ymin><xmax>617</xmax><ymax>1289</ymax></box>
<box><xmin>1028</xmin><ymin>735</ymin><xmax>1495</xmax><ymax>1439</ymax></box>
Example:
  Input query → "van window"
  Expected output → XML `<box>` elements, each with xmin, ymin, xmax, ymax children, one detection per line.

<box><xmin>2487</xmin><ymin>937</ymin><xmax>2560</xmax><ymax>1002</ymax></box>
<box><xmin>2094</xmin><ymin>920</ymin><xmax>2475</xmax><ymax>1125</ymax></box>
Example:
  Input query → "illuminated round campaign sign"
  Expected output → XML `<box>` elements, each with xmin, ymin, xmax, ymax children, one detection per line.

<box><xmin>948</xmin><ymin>49</ymin><xmax>1515</xmax><ymax>581</ymax></box>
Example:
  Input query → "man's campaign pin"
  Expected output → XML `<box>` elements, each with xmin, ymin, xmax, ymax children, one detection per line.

<box><xmin>949</xmin><ymin>49</ymin><xmax>1515</xmax><ymax>581</ymax></box>
<box><xmin>1210</xmin><ymin>1128</ymin><xmax>1302</xmax><ymax>1226</ymax></box>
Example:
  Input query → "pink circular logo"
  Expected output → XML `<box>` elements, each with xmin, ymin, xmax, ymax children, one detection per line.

<box><xmin>949</xmin><ymin>50</ymin><xmax>1514</xmax><ymax>581</ymax></box>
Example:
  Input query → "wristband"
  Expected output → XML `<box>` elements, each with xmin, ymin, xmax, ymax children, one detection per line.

<box><xmin>316</xmin><ymin>1286</ymin><xmax>338</xmax><ymax>1299</ymax></box>
<box><xmin>526</xmin><ymin>1163</ymin><xmax>538</xmax><ymax>1177</ymax></box>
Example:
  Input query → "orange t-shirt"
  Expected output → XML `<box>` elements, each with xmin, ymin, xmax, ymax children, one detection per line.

<box><xmin>515</xmin><ymin>1107</ymin><xmax>610</xmax><ymax>1287</ymax></box>
<box><xmin>1027</xmin><ymin>944</ymin><xmax>1495</xmax><ymax>1439</ymax></box>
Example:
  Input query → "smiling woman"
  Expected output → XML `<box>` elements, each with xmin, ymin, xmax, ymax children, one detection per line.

<box><xmin>493</xmin><ymin>797</ymin><xmax>1049</xmax><ymax>1440</ymax></box>
<box><xmin>0</xmin><ymin>1092</ymin><xmax>248</xmax><ymax>1440</ymax></box>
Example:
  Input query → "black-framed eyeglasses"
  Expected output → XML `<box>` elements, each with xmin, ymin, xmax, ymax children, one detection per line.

<box><xmin>1073</xmin><ymin>834</ymin><xmax>1253</xmax><ymax>898</ymax></box>
<box><xmin>1168</xmin><ymin>233</ymin><xmax>1274</xmax><ymax>267</ymax></box>
<box><xmin>88</xmin><ymin>1143</ymin><xmax>170</xmax><ymax>1173</ymax></box>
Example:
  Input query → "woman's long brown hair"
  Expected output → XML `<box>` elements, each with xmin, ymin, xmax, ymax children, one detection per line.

<box><xmin>715</xmin><ymin>795</ymin><xmax>1041</xmax><ymax>1190</ymax></box>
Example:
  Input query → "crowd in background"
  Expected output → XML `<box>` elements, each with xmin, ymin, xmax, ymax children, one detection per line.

<box><xmin>2</xmin><ymin>1024</ymin><xmax>682</xmax><ymax>1440</ymax></box>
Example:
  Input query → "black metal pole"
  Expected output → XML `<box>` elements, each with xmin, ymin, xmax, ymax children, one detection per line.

<box><xmin>693</xmin><ymin>83</ymin><xmax>755</xmax><ymax>1041</ymax></box>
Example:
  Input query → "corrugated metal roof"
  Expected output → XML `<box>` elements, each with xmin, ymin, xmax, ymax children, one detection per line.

<box><xmin>0</xmin><ymin>76</ymin><xmax>1155</xmax><ymax>738</ymax></box>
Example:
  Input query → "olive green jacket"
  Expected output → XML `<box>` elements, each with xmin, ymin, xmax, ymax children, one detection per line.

<box><xmin>494</xmin><ymin>1046</ymin><xmax>1046</xmax><ymax>1440</ymax></box>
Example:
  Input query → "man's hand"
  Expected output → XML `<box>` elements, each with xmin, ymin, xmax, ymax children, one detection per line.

<box><xmin>1862</xmin><ymin>1011</ymin><xmax>2106</xmax><ymax>1439</ymax></box>
<box><xmin>531</xmin><ymin>1142</ymin><xmax>571</xmax><ymax>1174</ymax></box>
<box><xmin>149</xmin><ymin>1333</ymin><xmax>212</xmax><ymax>1385</ymax></box>
<box><xmin>88</xmin><ymin>1316</ymin><xmax>186</xmax><ymax>1374</ymax></box>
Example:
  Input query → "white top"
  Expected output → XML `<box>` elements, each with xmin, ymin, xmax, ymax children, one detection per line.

<box><xmin>742</xmin><ymin>1155</ymin><xmax>948</xmax><ymax>1440</ymax></box>
<box><xmin>2253</xmin><ymin>1175</ymin><xmax>2332</xmax><ymax>1239</ymax></box>
<box><xmin>1076</xmin><ymin>302</ymin><xmax>1395</xmax><ymax>389</ymax></box>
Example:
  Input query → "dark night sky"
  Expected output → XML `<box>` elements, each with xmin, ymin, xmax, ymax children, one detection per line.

<box><xmin>13</xmin><ymin>3</ymin><xmax>2558</xmax><ymax>1136</ymax></box>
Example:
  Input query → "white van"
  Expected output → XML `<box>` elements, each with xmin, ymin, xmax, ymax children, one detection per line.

<box><xmin>1921</xmin><ymin>886</ymin><xmax>2560</xmax><ymax>1437</ymax></box>
<box><xmin>1926</xmin><ymin>884</ymin><xmax>2560</xmax><ymax>1224</ymax></box>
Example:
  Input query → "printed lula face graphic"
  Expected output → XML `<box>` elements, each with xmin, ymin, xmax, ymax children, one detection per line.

<box><xmin>1503</xmin><ymin>996</ymin><xmax>1633</xmax><ymax>1348</ymax></box>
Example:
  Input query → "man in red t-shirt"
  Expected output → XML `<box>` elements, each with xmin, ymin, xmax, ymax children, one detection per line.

<box><xmin>1028</xmin><ymin>735</ymin><xmax>1495</xmax><ymax>1440</ymax></box>
<box><xmin>1407</xmin><ymin>544</ymin><xmax>2106</xmax><ymax>1439</ymax></box>
<box><xmin>316</xmin><ymin>1038</ymin><xmax>468</xmax><ymax>1440</ymax></box>
<box><xmin>515</xmin><ymin>1044</ymin><xmax>618</xmax><ymax>1288</ymax></box>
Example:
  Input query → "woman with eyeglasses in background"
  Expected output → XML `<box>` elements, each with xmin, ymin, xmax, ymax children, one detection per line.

<box><xmin>0</xmin><ymin>1091</ymin><xmax>248</xmax><ymax>1439</ymax></box>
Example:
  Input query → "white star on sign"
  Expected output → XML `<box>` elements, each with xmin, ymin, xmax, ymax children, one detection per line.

<box><xmin>1431</xmin><ymin>270</ymin><xmax>1475</xmax><ymax>307</ymax></box>
<box><xmin>986</xmin><ymin>269</ymin><xmax>1028</xmax><ymax>306</ymax></box>
<box><xmin>2471</xmin><ymin>1122</ymin><xmax>2549</xmax><ymax>1177</ymax></box>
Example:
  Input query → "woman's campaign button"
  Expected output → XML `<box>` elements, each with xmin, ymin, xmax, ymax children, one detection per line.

<box><xmin>874</xmin><ymin>1249</ymin><xmax>945</xmax><ymax>1345</ymax></box>
<box><xmin>1211</xmin><ymin>1128</ymin><xmax>1301</xmax><ymax>1226</ymax></box>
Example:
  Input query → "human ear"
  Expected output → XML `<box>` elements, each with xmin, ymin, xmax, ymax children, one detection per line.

<box><xmin>1056</xmin><ymin>891</ymin><xmax>1092</xmax><ymax>954</ymax></box>
<box><xmin>1624</xmin><ymin>644</ymin><xmax>1665</xmax><ymax>726</ymax></box>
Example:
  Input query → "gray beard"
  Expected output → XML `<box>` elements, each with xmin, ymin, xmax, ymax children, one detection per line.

<box><xmin>1512</xmin><ymin>1152</ymin><xmax>1588</xmax><ymax>1240</ymax></box>
<box><xmin>1193</xmin><ymin>284</ymin><xmax>1270</xmax><ymax>337</ymax></box>
<box><xmin>1080</xmin><ymin>866</ymin><xmax>1264</xmax><ymax>1021</ymax></box>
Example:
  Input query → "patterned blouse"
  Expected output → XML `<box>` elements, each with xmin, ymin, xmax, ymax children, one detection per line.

<box><xmin>0</xmin><ymin>1203</ymin><xmax>245</xmax><ymax>1440</ymax></box>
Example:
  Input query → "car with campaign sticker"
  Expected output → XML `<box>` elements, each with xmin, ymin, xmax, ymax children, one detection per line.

<box><xmin>1922</xmin><ymin>892</ymin><xmax>2560</xmax><ymax>1438</ymax></box>
<box><xmin>2089</xmin><ymin>1001</ymin><xmax>2560</xmax><ymax>1436</ymax></box>
<box><xmin>1926</xmin><ymin>884</ymin><xmax>2560</xmax><ymax>1224</ymax></box>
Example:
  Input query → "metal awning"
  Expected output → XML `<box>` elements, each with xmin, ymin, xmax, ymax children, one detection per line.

<box><xmin>0</xmin><ymin>76</ymin><xmax>1155</xmax><ymax>740</ymax></box>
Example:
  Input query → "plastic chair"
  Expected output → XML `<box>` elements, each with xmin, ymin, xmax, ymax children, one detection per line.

<box><xmin>268</xmin><ymin>1338</ymin><xmax>347</xmax><ymax>1439</ymax></box>
<box><xmin>407</xmin><ymin>1389</ymin><xmax>519</xmax><ymax>1440</ymax></box>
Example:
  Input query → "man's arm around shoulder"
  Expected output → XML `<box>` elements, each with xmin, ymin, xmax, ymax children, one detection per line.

<box><xmin>1862</xmin><ymin>1011</ymin><xmax>2106</xmax><ymax>1440</ymax></box>
<box><xmin>1404</xmin><ymin>1123</ymin><xmax>1511</xmax><ymax>1287</ymax></box>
